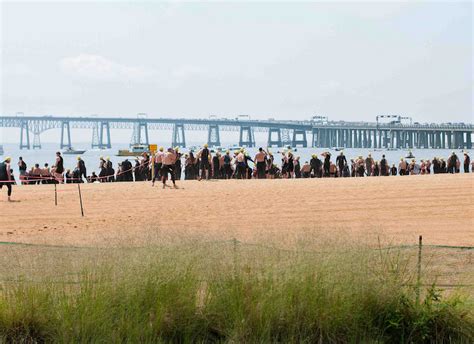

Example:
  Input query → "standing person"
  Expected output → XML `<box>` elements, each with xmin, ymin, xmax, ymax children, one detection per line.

<box><xmin>174</xmin><ymin>148</ymin><xmax>182</xmax><ymax>180</ymax></box>
<box><xmin>0</xmin><ymin>157</ymin><xmax>14</xmax><ymax>201</ymax></box>
<box><xmin>322</xmin><ymin>152</ymin><xmax>331</xmax><ymax>177</ymax></box>
<box><xmin>17</xmin><ymin>157</ymin><xmax>27</xmax><ymax>183</ymax></box>
<box><xmin>99</xmin><ymin>157</ymin><xmax>107</xmax><ymax>182</ymax></box>
<box><xmin>152</xmin><ymin>147</ymin><xmax>164</xmax><ymax>186</ymax></box>
<box><xmin>336</xmin><ymin>152</ymin><xmax>347</xmax><ymax>177</ymax></box>
<box><xmin>197</xmin><ymin>144</ymin><xmax>211</xmax><ymax>180</ymax></box>
<box><xmin>54</xmin><ymin>152</ymin><xmax>64</xmax><ymax>183</ymax></box>
<box><xmin>294</xmin><ymin>156</ymin><xmax>301</xmax><ymax>178</ymax></box>
<box><xmin>447</xmin><ymin>151</ymin><xmax>458</xmax><ymax>174</ymax></box>
<box><xmin>77</xmin><ymin>156</ymin><xmax>87</xmax><ymax>182</ymax></box>
<box><xmin>161</xmin><ymin>148</ymin><xmax>177</xmax><ymax>189</ymax></box>
<box><xmin>254</xmin><ymin>147</ymin><xmax>267</xmax><ymax>179</ymax></box>
<box><xmin>222</xmin><ymin>150</ymin><xmax>232</xmax><ymax>179</ymax></box>
<box><xmin>235</xmin><ymin>149</ymin><xmax>247</xmax><ymax>179</ymax></box>
<box><xmin>464</xmin><ymin>152</ymin><xmax>471</xmax><ymax>173</ymax></box>
<box><xmin>286</xmin><ymin>151</ymin><xmax>294</xmax><ymax>178</ymax></box>
<box><xmin>310</xmin><ymin>154</ymin><xmax>322</xmax><ymax>178</ymax></box>
<box><xmin>380</xmin><ymin>155</ymin><xmax>388</xmax><ymax>176</ymax></box>
<box><xmin>399</xmin><ymin>158</ymin><xmax>407</xmax><ymax>176</ymax></box>
<box><xmin>365</xmin><ymin>154</ymin><xmax>374</xmax><ymax>176</ymax></box>
<box><xmin>212</xmin><ymin>151</ymin><xmax>220</xmax><ymax>179</ymax></box>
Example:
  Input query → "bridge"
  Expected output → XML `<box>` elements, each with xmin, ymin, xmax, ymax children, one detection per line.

<box><xmin>1</xmin><ymin>114</ymin><xmax>473</xmax><ymax>150</ymax></box>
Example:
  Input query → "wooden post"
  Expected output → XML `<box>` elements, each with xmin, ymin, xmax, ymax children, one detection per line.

<box><xmin>77</xmin><ymin>183</ymin><xmax>84</xmax><ymax>217</ymax></box>
<box><xmin>416</xmin><ymin>235</ymin><xmax>422</xmax><ymax>304</ymax></box>
<box><xmin>54</xmin><ymin>183</ymin><xmax>57</xmax><ymax>206</ymax></box>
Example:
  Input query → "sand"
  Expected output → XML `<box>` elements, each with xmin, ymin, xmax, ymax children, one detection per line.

<box><xmin>0</xmin><ymin>174</ymin><xmax>472</xmax><ymax>247</ymax></box>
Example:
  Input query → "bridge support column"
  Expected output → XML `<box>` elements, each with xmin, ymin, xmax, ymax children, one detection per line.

<box><xmin>172</xmin><ymin>124</ymin><xmax>186</xmax><ymax>148</ymax></box>
<box><xmin>239</xmin><ymin>126</ymin><xmax>254</xmax><ymax>147</ymax></box>
<box><xmin>207</xmin><ymin>124</ymin><xmax>220</xmax><ymax>147</ymax></box>
<box><xmin>32</xmin><ymin>121</ymin><xmax>42</xmax><ymax>149</ymax></box>
<box><xmin>60</xmin><ymin>121</ymin><xmax>72</xmax><ymax>149</ymax></box>
<box><xmin>292</xmin><ymin>129</ymin><xmax>307</xmax><ymax>147</ymax></box>
<box><xmin>311</xmin><ymin>128</ymin><xmax>319</xmax><ymax>148</ymax></box>
<box><xmin>100</xmin><ymin>122</ymin><xmax>112</xmax><ymax>149</ymax></box>
<box><xmin>466</xmin><ymin>132</ymin><xmax>472</xmax><ymax>149</ymax></box>
<box><xmin>268</xmin><ymin>128</ymin><xmax>282</xmax><ymax>147</ymax></box>
<box><xmin>19</xmin><ymin>120</ymin><xmax>30</xmax><ymax>150</ymax></box>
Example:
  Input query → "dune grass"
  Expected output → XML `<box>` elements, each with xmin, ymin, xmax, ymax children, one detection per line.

<box><xmin>0</xmin><ymin>239</ymin><xmax>472</xmax><ymax>343</ymax></box>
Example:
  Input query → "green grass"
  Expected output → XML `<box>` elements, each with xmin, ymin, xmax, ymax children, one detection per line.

<box><xmin>0</xmin><ymin>240</ymin><xmax>472</xmax><ymax>343</ymax></box>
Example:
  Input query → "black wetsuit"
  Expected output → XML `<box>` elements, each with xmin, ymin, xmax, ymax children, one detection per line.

<box><xmin>78</xmin><ymin>160</ymin><xmax>87</xmax><ymax>182</ymax></box>
<box><xmin>464</xmin><ymin>155</ymin><xmax>470</xmax><ymax>173</ymax></box>
<box><xmin>0</xmin><ymin>162</ymin><xmax>12</xmax><ymax>196</ymax></box>
<box><xmin>323</xmin><ymin>155</ymin><xmax>331</xmax><ymax>177</ymax></box>
<box><xmin>200</xmin><ymin>148</ymin><xmax>210</xmax><ymax>179</ymax></box>
<box><xmin>310</xmin><ymin>157</ymin><xmax>322</xmax><ymax>178</ymax></box>
<box><xmin>212</xmin><ymin>155</ymin><xmax>220</xmax><ymax>179</ymax></box>
<box><xmin>336</xmin><ymin>155</ymin><xmax>347</xmax><ymax>176</ymax></box>
<box><xmin>380</xmin><ymin>158</ymin><xmax>388</xmax><ymax>176</ymax></box>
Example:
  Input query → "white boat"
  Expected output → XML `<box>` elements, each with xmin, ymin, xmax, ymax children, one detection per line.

<box><xmin>63</xmin><ymin>147</ymin><xmax>87</xmax><ymax>155</ymax></box>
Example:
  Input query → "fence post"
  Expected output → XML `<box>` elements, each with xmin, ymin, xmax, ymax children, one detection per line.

<box><xmin>54</xmin><ymin>183</ymin><xmax>57</xmax><ymax>206</ymax></box>
<box><xmin>416</xmin><ymin>235</ymin><xmax>422</xmax><ymax>304</ymax></box>
<box><xmin>77</xmin><ymin>183</ymin><xmax>84</xmax><ymax>217</ymax></box>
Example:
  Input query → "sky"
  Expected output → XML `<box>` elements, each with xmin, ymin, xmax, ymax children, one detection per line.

<box><xmin>0</xmin><ymin>1</ymin><xmax>473</xmax><ymax>143</ymax></box>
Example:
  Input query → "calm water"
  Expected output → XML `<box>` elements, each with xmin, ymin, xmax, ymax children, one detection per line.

<box><xmin>0</xmin><ymin>141</ymin><xmax>470</xmax><ymax>177</ymax></box>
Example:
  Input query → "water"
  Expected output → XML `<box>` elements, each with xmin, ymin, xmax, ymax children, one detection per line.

<box><xmin>0</xmin><ymin>141</ymin><xmax>470</xmax><ymax>177</ymax></box>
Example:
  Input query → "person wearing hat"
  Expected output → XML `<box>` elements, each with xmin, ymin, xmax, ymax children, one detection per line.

<box><xmin>463</xmin><ymin>152</ymin><xmax>470</xmax><ymax>173</ymax></box>
<box><xmin>0</xmin><ymin>157</ymin><xmax>14</xmax><ymax>201</ymax></box>
<box><xmin>197</xmin><ymin>144</ymin><xmax>211</xmax><ymax>180</ymax></box>
<box><xmin>398</xmin><ymin>157</ymin><xmax>408</xmax><ymax>176</ymax></box>
<box><xmin>151</xmin><ymin>147</ymin><xmax>165</xmax><ymax>186</ymax></box>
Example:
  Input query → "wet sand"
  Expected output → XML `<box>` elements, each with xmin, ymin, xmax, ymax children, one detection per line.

<box><xmin>1</xmin><ymin>174</ymin><xmax>472</xmax><ymax>247</ymax></box>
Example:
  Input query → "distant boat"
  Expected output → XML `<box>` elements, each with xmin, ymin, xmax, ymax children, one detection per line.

<box><xmin>387</xmin><ymin>148</ymin><xmax>399</xmax><ymax>151</ymax></box>
<box><xmin>63</xmin><ymin>147</ymin><xmax>86</xmax><ymax>155</ymax></box>
<box><xmin>117</xmin><ymin>144</ymin><xmax>149</xmax><ymax>157</ymax></box>
<box><xmin>406</xmin><ymin>151</ymin><xmax>415</xmax><ymax>159</ymax></box>
<box><xmin>333</xmin><ymin>147</ymin><xmax>344</xmax><ymax>151</ymax></box>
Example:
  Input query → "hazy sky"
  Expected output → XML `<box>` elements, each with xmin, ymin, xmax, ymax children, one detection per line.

<box><xmin>1</xmin><ymin>1</ymin><xmax>473</xmax><ymax>125</ymax></box>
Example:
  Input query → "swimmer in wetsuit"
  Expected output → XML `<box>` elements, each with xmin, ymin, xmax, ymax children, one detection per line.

<box><xmin>0</xmin><ymin>157</ymin><xmax>14</xmax><ymax>201</ymax></box>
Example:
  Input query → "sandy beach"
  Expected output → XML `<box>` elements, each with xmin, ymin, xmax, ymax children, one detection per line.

<box><xmin>0</xmin><ymin>174</ymin><xmax>472</xmax><ymax>247</ymax></box>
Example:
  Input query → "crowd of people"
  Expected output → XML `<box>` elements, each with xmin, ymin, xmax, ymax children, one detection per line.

<box><xmin>1</xmin><ymin>146</ymin><xmax>472</xmax><ymax>200</ymax></box>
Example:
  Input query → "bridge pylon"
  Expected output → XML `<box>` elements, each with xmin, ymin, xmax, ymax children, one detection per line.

<box><xmin>267</xmin><ymin>128</ymin><xmax>282</xmax><ymax>147</ymax></box>
<box><xmin>239</xmin><ymin>126</ymin><xmax>255</xmax><ymax>147</ymax></box>
<box><xmin>32</xmin><ymin>121</ymin><xmax>42</xmax><ymax>149</ymax></box>
<box><xmin>172</xmin><ymin>124</ymin><xmax>186</xmax><ymax>148</ymax></box>
<box><xmin>207</xmin><ymin>124</ymin><xmax>220</xmax><ymax>147</ymax></box>
<box><xmin>60</xmin><ymin>121</ymin><xmax>72</xmax><ymax>149</ymax></box>
<box><xmin>131</xmin><ymin>122</ymin><xmax>149</xmax><ymax>147</ymax></box>
<box><xmin>92</xmin><ymin>121</ymin><xmax>112</xmax><ymax>149</ymax></box>
<box><xmin>19</xmin><ymin>120</ymin><xmax>30</xmax><ymax>150</ymax></box>
<box><xmin>292</xmin><ymin>129</ymin><xmax>307</xmax><ymax>147</ymax></box>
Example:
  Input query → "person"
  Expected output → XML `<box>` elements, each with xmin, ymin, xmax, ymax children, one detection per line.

<box><xmin>54</xmin><ymin>152</ymin><xmax>64</xmax><ymax>183</ymax></box>
<box><xmin>398</xmin><ymin>158</ymin><xmax>407</xmax><ymax>176</ymax></box>
<box><xmin>322</xmin><ymin>152</ymin><xmax>331</xmax><ymax>177</ymax></box>
<box><xmin>254</xmin><ymin>148</ymin><xmax>267</xmax><ymax>179</ymax></box>
<box><xmin>152</xmin><ymin>147</ymin><xmax>164</xmax><ymax>186</ymax></box>
<box><xmin>77</xmin><ymin>156</ymin><xmax>87</xmax><ymax>182</ymax></box>
<box><xmin>174</xmin><ymin>148</ymin><xmax>182</xmax><ymax>180</ymax></box>
<box><xmin>161</xmin><ymin>148</ymin><xmax>177</xmax><ymax>188</ymax></box>
<box><xmin>294</xmin><ymin>156</ymin><xmax>301</xmax><ymax>178</ymax></box>
<box><xmin>42</xmin><ymin>163</ymin><xmax>52</xmax><ymax>184</ymax></box>
<box><xmin>390</xmin><ymin>164</ymin><xmax>397</xmax><ymax>176</ymax></box>
<box><xmin>447</xmin><ymin>151</ymin><xmax>458</xmax><ymax>174</ymax></box>
<box><xmin>235</xmin><ymin>149</ymin><xmax>247</xmax><ymax>179</ymax></box>
<box><xmin>99</xmin><ymin>157</ymin><xmax>107</xmax><ymax>182</ymax></box>
<box><xmin>310</xmin><ymin>154</ymin><xmax>322</xmax><ymax>178</ymax></box>
<box><xmin>197</xmin><ymin>144</ymin><xmax>211</xmax><ymax>180</ymax></box>
<box><xmin>0</xmin><ymin>157</ymin><xmax>14</xmax><ymax>201</ymax></box>
<box><xmin>212</xmin><ymin>151</ymin><xmax>220</xmax><ymax>179</ymax></box>
<box><xmin>336</xmin><ymin>152</ymin><xmax>347</xmax><ymax>177</ymax></box>
<box><xmin>380</xmin><ymin>155</ymin><xmax>388</xmax><ymax>176</ymax></box>
<box><xmin>365</xmin><ymin>154</ymin><xmax>374</xmax><ymax>176</ymax></box>
<box><xmin>18</xmin><ymin>157</ymin><xmax>27</xmax><ymax>179</ymax></box>
<box><xmin>301</xmin><ymin>161</ymin><xmax>311</xmax><ymax>178</ymax></box>
<box><xmin>105</xmin><ymin>157</ymin><xmax>115</xmax><ymax>182</ymax></box>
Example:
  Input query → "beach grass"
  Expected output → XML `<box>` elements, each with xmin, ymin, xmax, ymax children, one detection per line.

<box><xmin>0</xmin><ymin>239</ymin><xmax>472</xmax><ymax>343</ymax></box>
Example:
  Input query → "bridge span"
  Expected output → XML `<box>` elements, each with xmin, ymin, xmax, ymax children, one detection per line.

<box><xmin>1</xmin><ymin>114</ymin><xmax>473</xmax><ymax>150</ymax></box>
